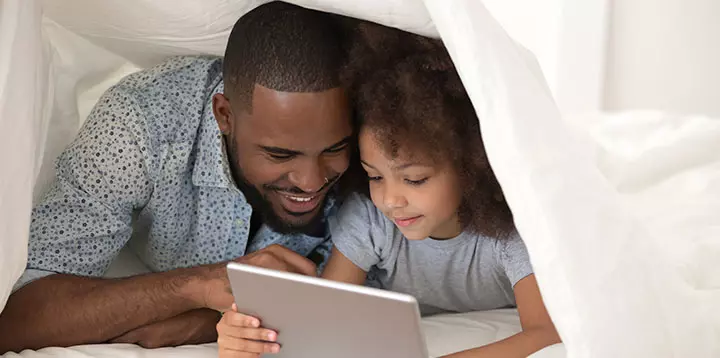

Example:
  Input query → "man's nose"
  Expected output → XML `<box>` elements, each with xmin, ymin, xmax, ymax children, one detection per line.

<box><xmin>288</xmin><ymin>159</ymin><xmax>327</xmax><ymax>193</ymax></box>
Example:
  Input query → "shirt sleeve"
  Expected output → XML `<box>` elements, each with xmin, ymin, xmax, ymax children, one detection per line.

<box><xmin>500</xmin><ymin>232</ymin><xmax>535</xmax><ymax>287</ymax></box>
<box><xmin>13</xmin><ymin>85</ymin><xmax>154</xmax><ymax>292</ymax></box>
<box><xmin>308</xmin><ymin>238</ymin><xmax>334</xmax><ymax>275</ymax></box>
<box><xmin>329</xmin><ymin>193</ymin><xmax>390</xmax><ymax>272</ymax></box>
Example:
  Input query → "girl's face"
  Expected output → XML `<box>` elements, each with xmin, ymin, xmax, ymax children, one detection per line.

<box><xmin>359</xmin><ymin>128</ymin><xmax>463</xmax><ymax>240</ymax></box>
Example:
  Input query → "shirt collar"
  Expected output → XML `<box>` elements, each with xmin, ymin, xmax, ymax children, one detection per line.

<box><xmin>191</xmin><ymin>80</ymin><xmax>236</xmax><ymax>188</ymax></box>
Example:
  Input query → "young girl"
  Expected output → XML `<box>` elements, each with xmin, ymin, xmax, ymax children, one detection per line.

<box><xmin>216</xmin><ymin>25</ymin><xmax>560</xmax><ymax>358</ymax></box>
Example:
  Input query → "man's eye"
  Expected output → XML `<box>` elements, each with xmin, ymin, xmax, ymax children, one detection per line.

<box><xmin>268</xmin><ymin>154</ymin><xmax>294</xmax><ymax>161</ymax></box>
<box><xmin>325</xmin><ymin>145</ymin><xmax>348</xmax><ymax>154</ymax></box>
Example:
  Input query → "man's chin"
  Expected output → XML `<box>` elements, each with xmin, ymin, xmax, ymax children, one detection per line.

<box><xmin>265</xmin><ymin>198</ymin><xmax>327</xmax><ymax>236</ymax></box>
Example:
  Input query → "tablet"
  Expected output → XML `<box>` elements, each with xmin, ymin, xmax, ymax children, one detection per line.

<box><xmin>226</xmin><ymin>262</ymin><xmax>428</xmax><ymax>358</ymax></box>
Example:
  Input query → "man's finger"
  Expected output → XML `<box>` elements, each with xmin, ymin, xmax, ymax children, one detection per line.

<box><xmin>110</xmin><ymin>327</ymin><xmax>144</xmax><ymax>344</ymax></box>
<box><xmin>109</xmin><ymin>332</ymin><xmax>136</xmax><ymax>344</ymax></box>
<box><xmin>267</xmin><ymin>245</ymin><xmax>317</xmax><ymax>276</ymax></box>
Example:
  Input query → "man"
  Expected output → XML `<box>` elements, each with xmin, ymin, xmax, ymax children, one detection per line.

<box><xmin>0</xmin><ymin>2</ymin><xmax>356</xmax><ymax>352</ymax></box>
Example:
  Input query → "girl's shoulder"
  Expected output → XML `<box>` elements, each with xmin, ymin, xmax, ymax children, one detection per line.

<box><xmin>493</xmin><ymin>230</ymin><xmax>534</xmax><ymax>286</ymax></box>
<box><xmin>329</xmin><ymin>193</ymin><xmax>397</xmax><ymax>269</ymax></box>
<box><xmin>332</xmin><ymin>192</ymin><xmax>393</xmax><ymax>239</ymax></box>
<box><xmin>338</xmin><ymin>193</ymin><xmax>391</xmax><ymax>223</ymax></box>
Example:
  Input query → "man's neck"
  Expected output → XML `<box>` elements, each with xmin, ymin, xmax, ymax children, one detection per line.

<box><xmin>248</xmin><ymin>210</ymin><xmax>263</xmax><ymax>240</ymax></box>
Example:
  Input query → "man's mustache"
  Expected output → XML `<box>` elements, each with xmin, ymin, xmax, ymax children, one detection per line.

<box><xmin>264</xmin><ymin>173</ymin><xmax>341</xmax><ymax>195</ymax></box>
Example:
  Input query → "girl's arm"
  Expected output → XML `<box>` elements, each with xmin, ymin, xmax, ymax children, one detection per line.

<box><xmin>320</xmin><ymin>247</ymin><xmax>368</xmax><ymax>285</ymax></box>
<box><xmin>442</xmin><ymin>274</ymin><xmax>561</xmax><ymax>358</ymax></box>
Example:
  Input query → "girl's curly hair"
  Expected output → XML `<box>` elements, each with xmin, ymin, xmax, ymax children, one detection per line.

<box><xmin>341</xmin><ymin>21</ymin><xmax>515</xmax><ymax>238</ymax></box>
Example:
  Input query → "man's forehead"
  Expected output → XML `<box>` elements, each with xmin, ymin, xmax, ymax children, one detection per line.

<box><xmin>238</xmin><ymin>84</ymin><xmax>351</xmax><ymax>152</ymax></box>
<box><xmin>250</xmin><ymin>83</ymin><xmax>346</xmax><ymax>108</ymax></box>
<box><xmin>247</xmin><ymin>84</ymin><xmax>344</xmax><ymax>117</ymax></box>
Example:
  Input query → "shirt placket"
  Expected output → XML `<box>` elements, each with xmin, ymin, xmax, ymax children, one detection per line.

<box><xmin>225</xmin><ymin>193</ymin><xmax>252</xmax><ymax>260</ymax></box>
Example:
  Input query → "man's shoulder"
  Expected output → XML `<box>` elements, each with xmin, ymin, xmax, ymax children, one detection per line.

<box><xmin>116</xmin><ymin>56</ymin><xmax>222</xmax><ymax>92</ymax></box>
<box><xmin>95</xmin><ymin>56</ymin><xmax>223</xmax><ymax>144</ymax></box>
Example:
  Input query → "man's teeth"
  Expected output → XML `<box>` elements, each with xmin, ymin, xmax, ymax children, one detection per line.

<box><xmin>287</xmin><ymin>196</ymin><xmax>314</xmax><ymax>202</ymax></box>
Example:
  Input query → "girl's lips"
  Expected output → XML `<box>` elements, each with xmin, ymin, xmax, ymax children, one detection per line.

<box><xmin>394</xmin><ymin>215</ymin><xmax>423</xmax><ymax>227</ymax></box>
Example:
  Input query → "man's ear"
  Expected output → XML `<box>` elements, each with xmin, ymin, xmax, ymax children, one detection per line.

<box><xmin>212</xmin><ymin>93</ymin><xmax>232</xmax><ymax>135</ymax></box>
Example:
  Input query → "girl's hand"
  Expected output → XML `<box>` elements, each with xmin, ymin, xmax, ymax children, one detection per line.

<box><xmin>217</xmin><ymin>304</ymin><xmax>281</xmax><ymax>357</ymax></box>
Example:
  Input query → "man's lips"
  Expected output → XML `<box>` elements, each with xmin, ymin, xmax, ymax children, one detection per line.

<box><xmin>267</xmin><ymin>175</ymin><xmax>339</xmax><ymax>215</ymax></box>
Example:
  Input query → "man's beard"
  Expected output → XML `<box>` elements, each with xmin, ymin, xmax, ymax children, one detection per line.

<box><xmin>225</xmin><ymin>137</ymin><xmax>334</xmax><ymax>236</ymax></box>
<box><xmin>235</xmin><ymin>172</ymin><xmax>330</xmax><ymax>235</ymax></box>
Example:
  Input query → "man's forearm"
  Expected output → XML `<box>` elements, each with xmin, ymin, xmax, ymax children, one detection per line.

<box><xmin>0</xmin><ymin>266</ymin><xmax>213</xmax><ymax>353</ymax></box>
<box><xmin>110</xmin><ymin>308</ymin><xmax>221</xmax><ymax>348</ymax></box>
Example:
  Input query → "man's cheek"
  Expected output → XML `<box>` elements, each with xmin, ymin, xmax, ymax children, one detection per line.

<box><xmin>329</xmin><ymin>154</ymin><xmax>351</xmax><ymax>175</ymax></box>
<box><xmin>244</xmin><ymin>160</ymin><xmax>281</xmax><ymax>183</ymax></box>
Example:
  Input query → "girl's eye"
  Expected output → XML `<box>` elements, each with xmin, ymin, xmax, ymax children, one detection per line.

<box><xmin>405</xmin><ymin>178</ymin><xmax>428</xmax><ymax>186</ymax></box>
<box><xmin>368</xmin><ymin>176</ymin><xmax>382</xmax><ymax>182</ymax></box>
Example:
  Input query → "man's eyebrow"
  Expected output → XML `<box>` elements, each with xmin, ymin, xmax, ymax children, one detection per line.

<box><xmin>322</xmin><ymin>137</ymin><xmax>352</xmax><ymax>152</ymax></box>
<box><xmin>258</xmin><ymin>145</ymin><xmax>303</xmax><ymax>156</ymax></box>
<box><xmin>257</xmin><ymin>137</ymin><xmax>351</xmax><ymax>156</ymax></box>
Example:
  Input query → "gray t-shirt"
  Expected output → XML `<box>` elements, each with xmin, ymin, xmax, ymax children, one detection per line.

<box><xmin>330</xmin><ymin>194</ymin><xmax>534</xmax><ymax>316</ymax></box>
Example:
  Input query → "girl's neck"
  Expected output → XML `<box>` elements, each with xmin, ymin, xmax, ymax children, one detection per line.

<box><xmin>428</xmin><ymin>216</ymin><xmax>464</xmax><ymax>240</ymax></box>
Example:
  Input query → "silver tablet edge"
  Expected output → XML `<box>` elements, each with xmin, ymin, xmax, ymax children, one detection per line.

<box><xmin>226</xmin><ymin>261</ymin><xmax>419</xmax><ymax>305</ymax></box>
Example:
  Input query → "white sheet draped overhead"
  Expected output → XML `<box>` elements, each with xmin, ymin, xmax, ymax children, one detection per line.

<box><xmin>0</xmin><ymin>0</ymin><xmax>718</xmax><ymax>357</ymax></box>
<box><xmin>0</xmin><ymin>0</ymin><xmax>49</xmax><ymax>314</ymax></box>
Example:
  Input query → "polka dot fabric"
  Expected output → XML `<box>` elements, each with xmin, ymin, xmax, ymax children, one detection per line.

<box><xmin>14</xmin><ymin>56</ymin><xmax>336</xmax><ymax>291</ymax></box>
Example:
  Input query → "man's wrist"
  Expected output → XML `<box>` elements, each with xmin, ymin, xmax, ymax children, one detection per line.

<box><xmin>173</xmin><ymin>265</ymin><xmax>220</xmax><ymax>309</ymax></box>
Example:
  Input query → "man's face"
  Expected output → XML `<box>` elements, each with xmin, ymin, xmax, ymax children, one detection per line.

<box><xmin>213</xmin><ymin>84</ymin><xmax>352</xmax><ymax>234</ymax></box>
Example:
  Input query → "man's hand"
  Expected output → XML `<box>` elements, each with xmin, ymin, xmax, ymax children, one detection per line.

<box><xmin>239</xmin><ymin>244</ymin><xmax>318</xmax><ymax>276</ymax></box>
<box><xmin>200</xmin><ymin>244</ymin><xmax>318</xmax><ymax>312</ymax></box>
<box><xmin>110</xmin><ymin>308</ymin><xmax>221</xmax><ymax>348</ymax></box>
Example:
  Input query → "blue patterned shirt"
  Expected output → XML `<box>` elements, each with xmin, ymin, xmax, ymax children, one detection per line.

<box><xmin>14</xmin><ymin>56</ymin><xmax>336</xmax><ymax>292</ymax></box>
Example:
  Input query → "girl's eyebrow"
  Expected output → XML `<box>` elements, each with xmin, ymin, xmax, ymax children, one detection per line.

<box><xmin>392</xmin><ymin>162</ymin><xmax>423</xmax><ymax>171</ymax></box>
<box><xmin>362</xmin><ymin>159</ymin><xmax>431</xmax><ymax>171</ymax></box>
<box><xmin>360</xmin><ymin>160</ymin><xmax>376</xmax><ymax>169</ymax></box>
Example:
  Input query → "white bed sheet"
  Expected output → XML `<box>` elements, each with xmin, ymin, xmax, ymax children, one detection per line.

<box><xmin>2</xmin><ymin>310</ymin><xmax>564</xmax><ymax>358</ymax></box>
<box><xmin>1</xmin><ymin>324</ymin><xmax>565</xmax><ymax>358</ymax></box>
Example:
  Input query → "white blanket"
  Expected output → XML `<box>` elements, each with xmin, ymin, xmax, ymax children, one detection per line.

<box><xmin>1</xmin><ymin>0</ymin><xmax>718</xmax><ymax>357</ymax></box>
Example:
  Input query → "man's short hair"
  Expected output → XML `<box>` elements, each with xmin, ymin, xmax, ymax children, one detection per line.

<box><xmin>223</xmin><ymin>1</ymin><xmax>345</xmax><ymax>109</ymax></box>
